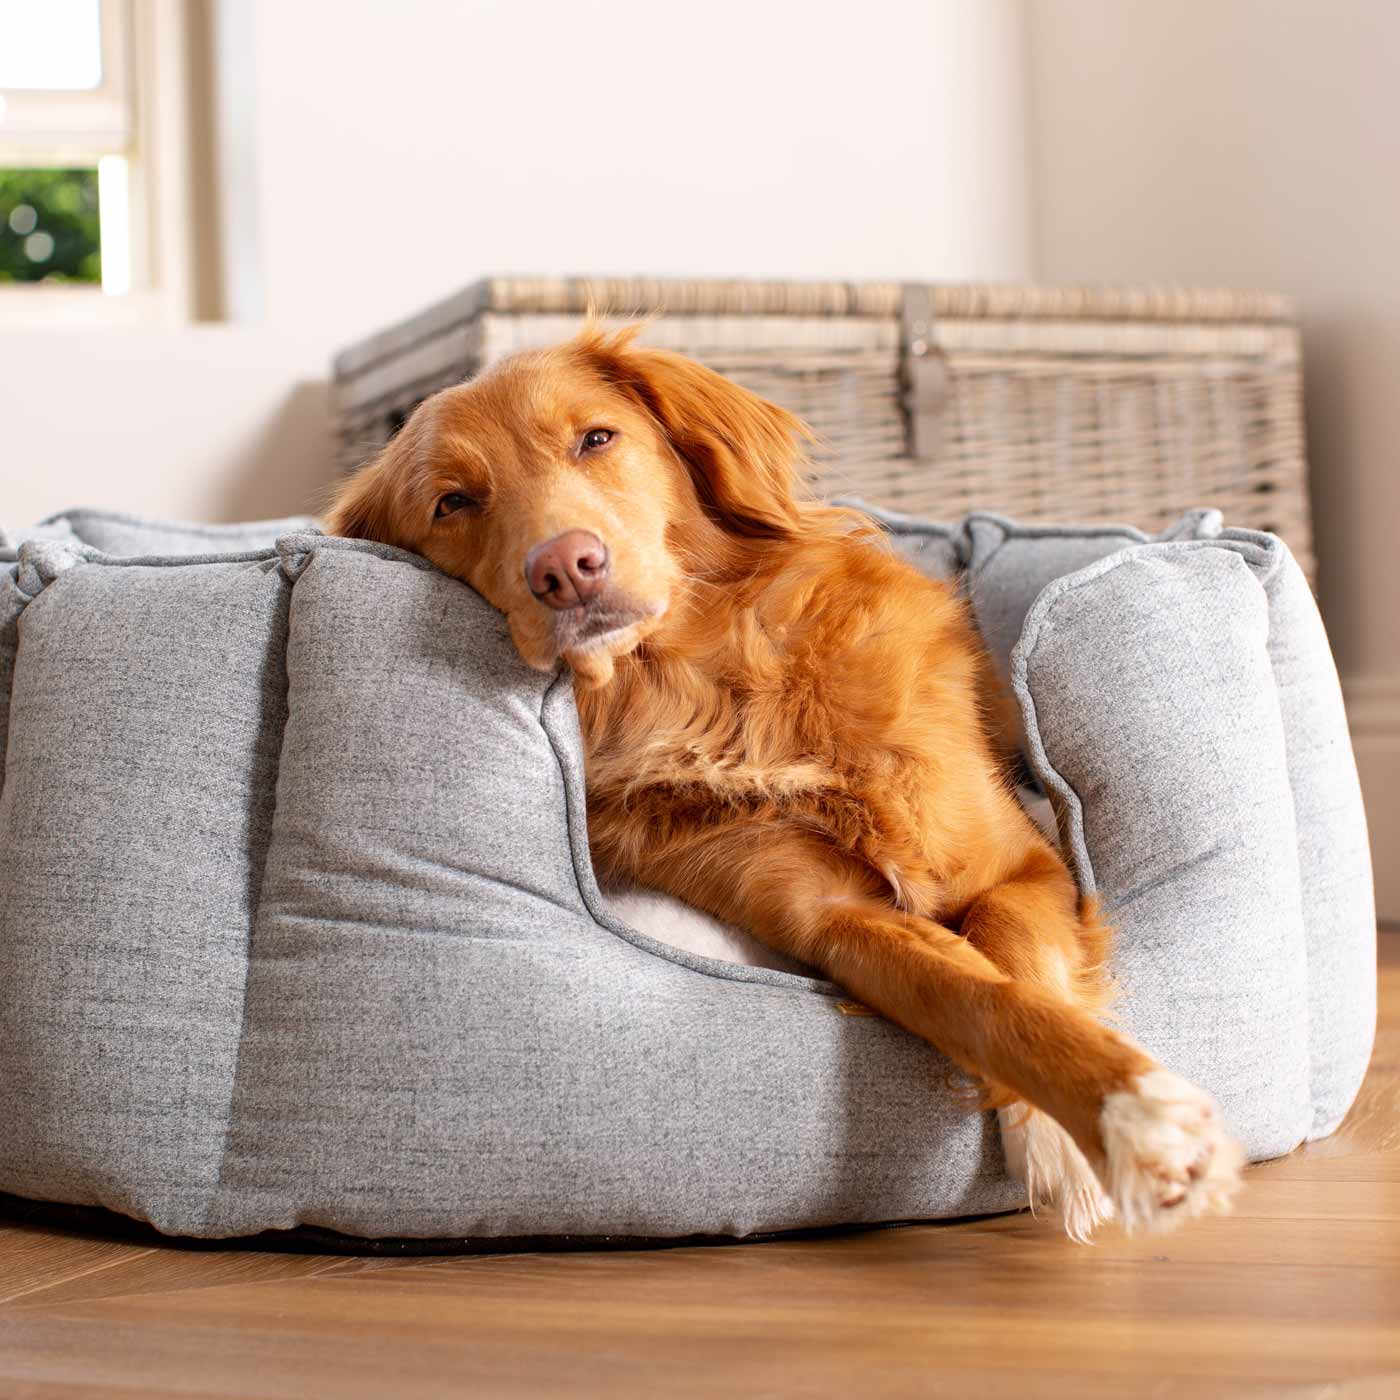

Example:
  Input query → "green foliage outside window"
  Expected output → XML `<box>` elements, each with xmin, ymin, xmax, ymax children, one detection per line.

<box><xmin>0</xmin><ymin>168</ymin><xmax>101</xmax><ymax>284</ymax></box>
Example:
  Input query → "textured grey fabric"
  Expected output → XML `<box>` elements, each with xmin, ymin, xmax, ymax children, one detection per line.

<box><xmin>0</xmin><ymin>531</ymin><xmax>1016</xmax><ymax>1240</ymax></box>
<box><xmin>856</xmin><ymin>505</ymin><xmax>1224</xmax><ymax>679</ymax></box>
<box><xmin>0</xmin><ymin>562</ymin><xmax>23</xmax><ymax>783</ymax></box>
<box><xmin>0</xmin><ymin>562</ymin><xmax>21</xmax><ymax>789</ymax></box>
<box><xmin>1215</xmin><ymin>530</ymin><xmax>1377</xmax><ymax>1136</ymax></box>
<box><xmin>0</xmin><ymin>540</ymin><xmax>290</xmax><ymax>1231</ymax></box>
<box><xmin>1014</xmin><ymin>543</ymin><xmax>1312</xmax><ymax>1157</ymax></box>
<box><xmin>0</xmin><ymin>518</ymin><xmax>78</xmax><ymax>562</ymax></box>
<box><xmin>962</xmin><ymin>510</ymin><xmax>1225</xmax><ymax>671</ymax></box>
<box><xmin>1</xmin><ymin>508</ymin><xmax>318</xmax><ymax>561</ymax></box>
<box><xmin>0</xmin><ymin>507</ymin><xmax>1374</xmax><ymax>1241</ymax></box>
<box><xmin>1011</xmin><ymin>532</ymin><xmax>1374</xmax><ymax>1158</ymax></box>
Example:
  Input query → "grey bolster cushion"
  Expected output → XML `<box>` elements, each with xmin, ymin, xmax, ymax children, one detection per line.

<box><xmin>0</xmin><ymin>506</ymin><xmax>1375</xmax><ymax>1242</ymax></box>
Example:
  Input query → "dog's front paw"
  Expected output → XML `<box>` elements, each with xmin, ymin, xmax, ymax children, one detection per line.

<box><xmin>1099</xmin><ymin>1069</ymin><xmax>1243</xmax><ymax>1234</ymax></box>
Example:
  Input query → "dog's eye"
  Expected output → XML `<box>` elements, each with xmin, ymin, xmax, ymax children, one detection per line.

<box><xmin>434</xmin><ymin>493</ymin><xmax>476</xmax><ymax>519</ymax></box>
<box><xmin>580</xmin><ymin>428</ymin><xmax>614</xmax><ymax>452</ymax></box>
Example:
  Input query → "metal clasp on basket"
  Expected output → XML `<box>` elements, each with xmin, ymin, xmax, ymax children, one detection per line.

<box><xmin>901</xmin><ymin>284</ymin><xmax>949</xmax><ymax>463</ymax></box>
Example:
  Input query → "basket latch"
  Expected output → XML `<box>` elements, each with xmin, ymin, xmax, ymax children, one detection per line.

<box><xmin>901</xmin><ymin>284</ymin><xmax>949</xmax><ymax>462</ymax></box>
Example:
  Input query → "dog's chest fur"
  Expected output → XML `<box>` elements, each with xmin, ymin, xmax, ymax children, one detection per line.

<box><xmin>574</xmin><ymin>542</ymin><xmax>1007</xmax><ymax>917</ymax></box>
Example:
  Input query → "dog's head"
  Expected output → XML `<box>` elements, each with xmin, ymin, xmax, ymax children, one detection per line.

<box><xmin>326</xmin><ymin>325</ymin><xmax>812</xmax><ymax>684</ymax></box>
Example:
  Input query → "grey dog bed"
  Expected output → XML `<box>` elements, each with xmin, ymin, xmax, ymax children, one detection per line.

<box><xmin>0</xmin><ymin>506</ymin><xmax>1375</xmax><ymax>1245</ymax></box>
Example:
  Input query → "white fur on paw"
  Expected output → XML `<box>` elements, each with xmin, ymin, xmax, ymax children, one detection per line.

<box><xmin>1099</xmin><ymin>1068</ymin><xmax>1244</xmax><ymax>1234</ymax></box>
<box><xmin>999</xmin><ymin>1104</ymin><xmax>1115</xmax><ymax>1243</ymax></box>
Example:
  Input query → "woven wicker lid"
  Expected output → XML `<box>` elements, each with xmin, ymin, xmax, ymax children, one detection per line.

<box><xmin>482</xmin><ymin>277</ymin><xmax>1294</xmax><ymax>323</ymax></box>
<box><xmin>334</xmin><ymin>276</ymin><xmax>1296</xmax><ymax>379</ymax></box>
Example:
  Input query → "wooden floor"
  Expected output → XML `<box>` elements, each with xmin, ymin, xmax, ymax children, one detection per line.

<box><xmin>3</xmin><ymin>934</ymin><xmax>1397</xmax><ymax>1399</ymax></box>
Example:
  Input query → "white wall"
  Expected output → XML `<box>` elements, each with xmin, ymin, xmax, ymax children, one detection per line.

<box><xmin>1</xmin><ymin>0</ymin><xmax>1034</xmax><ymax>524</ymax></box>
<box><xmin>1025</xmin><ymin>0</ymin><xmax>1400</xmax><ymax>917</ymax></box>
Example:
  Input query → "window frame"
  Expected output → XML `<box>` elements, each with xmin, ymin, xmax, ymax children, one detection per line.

<box><xmin>0</xmin><ymin>0</ymin><xmax>195</xmax><ymax>325</ymax></box>
<box><xmin>0</xmin><ymin>0</ymin><xmax>132</xmax><ymax>154</ymax></box>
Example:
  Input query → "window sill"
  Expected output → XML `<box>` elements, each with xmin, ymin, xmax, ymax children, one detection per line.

<box><xmin>0</xmin><ymin>286</ymin><xmax>187</xmax><ymax>327</ymax></box>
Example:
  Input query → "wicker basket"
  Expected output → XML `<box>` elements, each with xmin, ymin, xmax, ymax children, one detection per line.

<box><xmin>332</xmin><ymin>277</ymin><xmax>1313</xmax><ymax>577</ymax></box>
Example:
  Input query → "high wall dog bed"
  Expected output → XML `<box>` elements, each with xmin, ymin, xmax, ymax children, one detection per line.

<box><xmin>0</xmin><ymin>507</ymin><xmax>1375</xmax><ymax>1246</ymax></box>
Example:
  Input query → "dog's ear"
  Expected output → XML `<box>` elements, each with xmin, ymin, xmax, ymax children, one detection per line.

<box><xmin>578</xmin><ymin>325</ymin><xmax>811</xmax><ymax>539</ymax></box>
<box><xmin>324</xmin><ymin>460</ymin><xmax>390</xmax><ymax>541</ymax></box>
<box><xmin>323</xmin><ymin>428</ymin><xmax>414</xmax><ymax>544</ymax></box>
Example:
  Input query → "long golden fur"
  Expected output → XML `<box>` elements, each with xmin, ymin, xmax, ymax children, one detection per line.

<box><xmin>327</xmin><ymin>325</ymin><xmax>1243</xmax><ymax>1238</ymax></box>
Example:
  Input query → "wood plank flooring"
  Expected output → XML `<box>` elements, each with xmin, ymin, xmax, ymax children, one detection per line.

<box><xmin>3</xmin><ymin>932</ymin><xmax>1397</xmax><ymax>1398</ymax></box>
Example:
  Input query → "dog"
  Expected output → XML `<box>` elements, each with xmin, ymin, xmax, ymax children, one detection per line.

<box><xmin>326</xmin><ymin>323</ymin><xmax>1243</xmax><ymax>1239</ymax></box>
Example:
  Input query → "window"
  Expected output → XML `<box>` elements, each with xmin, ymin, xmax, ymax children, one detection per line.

<box><xmin>0</xmin><ymin>166</ymin><xmax>103</xmax><ymax>285</ymax></box>
<box><xmin>0</xmin><ymin>0</ymin><xmax>197</xmax><ymax>321</ymax></box>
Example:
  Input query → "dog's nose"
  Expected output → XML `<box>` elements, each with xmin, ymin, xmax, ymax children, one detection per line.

<box><xmin>524</xmin><ymin>530</ymin><xmax>610</xmax><ymax>609</ymax></box>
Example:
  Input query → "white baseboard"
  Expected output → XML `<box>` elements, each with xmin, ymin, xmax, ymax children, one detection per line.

<box><xmin>1345</xmin><ymin>674</ymin><xmax>1400</xmax><ymax>925</ymax></box>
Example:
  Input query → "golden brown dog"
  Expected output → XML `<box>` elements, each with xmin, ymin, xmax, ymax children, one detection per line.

<box><xmin>327</xmin><ymin>324</ymin><xmax>1243</xmax><ymax>1239</ymax></box>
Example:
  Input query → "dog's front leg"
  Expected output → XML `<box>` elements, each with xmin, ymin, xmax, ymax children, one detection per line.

<box><xmin>808</xmin><ymin>899</ymin><xmax>1242</xmax><ymax>1237</ymax></box>
<box><xmin>621</xmin><ymin>822</ymin><xmax>1242</xmax><ymax>1237</ymax></box>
